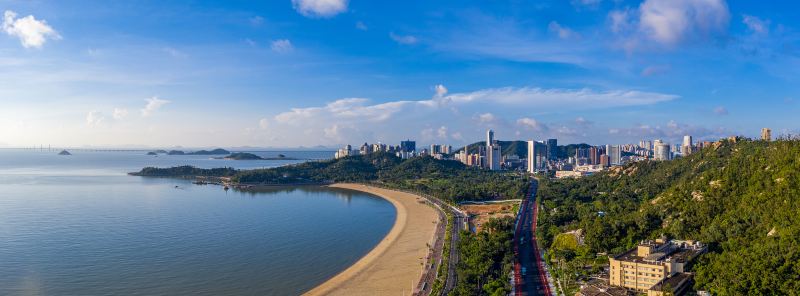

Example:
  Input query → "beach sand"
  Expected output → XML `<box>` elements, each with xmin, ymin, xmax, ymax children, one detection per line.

<box><xmin>302</xmin><ymin>183</ymin><xmax>439</xmax><ymax>296</ymax></box>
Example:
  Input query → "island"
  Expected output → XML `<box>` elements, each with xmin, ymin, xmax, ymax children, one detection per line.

<box><xmin>223</xmin><ymin>152</ymin><xmax>264</xmax><ymax>160</ymax></box>
<box><xmin>58</xmin><ymin>150</ymin><xmax>72</xmax><ymax>155</ymax></box>
<box><xmin>153</xmin><ymin>148</ymin><xmax>231</xmax><ymax>155</ymax></box>
<box><xmin>187</xmin><ymin>148</ymin><xmax>230</xmax><ymax>155</ymax></box>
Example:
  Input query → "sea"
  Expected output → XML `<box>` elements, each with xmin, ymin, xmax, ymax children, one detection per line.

<box><xmin>0</xmin><ymin>149</ymin><xmax>396</xmax><ymax>296</ymax></box>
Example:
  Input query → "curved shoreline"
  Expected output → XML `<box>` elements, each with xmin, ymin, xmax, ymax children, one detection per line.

<box><xmin>303</xmin><ymin>183</ymin><xmax>439</xmax><ymax>296</ymax></box>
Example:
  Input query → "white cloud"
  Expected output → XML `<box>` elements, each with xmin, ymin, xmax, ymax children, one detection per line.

<box><xmin>390</xmin><ymin>32</ymin><xmax>418</xmax><ymax>45</ymax></box>
<box><xmin>516</xmin><ymin>117</ymin><xmax>548</xmax><ymax>132</ymax></box>
<box><xmin>638</xmin><ymin>0</ymin><xmax>730</xmax><ymax>45</ymax></box>
<box><xmin>575</xmin><ymin>116</ymin><xmax>593</xmax><ymax>127</ymax></box>
<box><xmin>259</xmin><ymin>118</ymin><xmax>270</xmax><ymax>129</ymax></box>
<box><xmin>609</xmin><ymin>0</ymin><xmax>730</xmax><ymax>49</ymax></box>
<box><xmin>548</xmin><ymin>21</ymin><xmax>579</xmax><ymax>40</ymax></box>
<box><xmin>742</xmin><ymin>15</ymin><xmax>768</xmax><ymax>35</ymax></box>
<box><xmin>271</xmin><ymin>39</ymin><xmax>294</xmax><ymax>53</ymax></box>
<box><xmin>249</xmin><ymin>16</ymin><xmax>264</xmax><ymax>26</ymax></box>
<box><xmin>86</xmin><ymin>111</ymin><xmax>104</xmax><ymax>127</ymax></box>
<box><xmin>437</xmin><ymin>126</ymin><xmax>449</xmax><ymax>139</ymax></box>
<box><xmin>356</xmin><ymin>21</ymin><xmax>368</xmax><ymax>31</ymax></box>
<box><xmin>292</xmin><ymin>0</ymin><xmax>348</xmax><ymax>18</ymax></box>
<box><xmin>434</xmin><ymin>84</ymin><xmax>448</xmax><ymax>97</ymax></box>
<box><xmin>141</xmin><ymin>97</ymin><xmax>170</xmax><ymax>117</ymax></box>
<box><xmin>610</xmin><ymin>120</ymin><xmax>730</xmax><ymax>142</ymax></box>
<box><xmin>162</xmin><ymin>47</ymin><xmax>186</xmax><ymax>58</ymax></box>
<box><xmin>113</xmin><ymin>108</ymin><xmax>129</xmax><ymax>120</ymax></box>
<box><xmin>477</xmin><ymin>113</ymin><xmax>496</xmax><ymax>124</ymax></box>
<box><xmin>572</xmin><ymin>0</ymin><xmax>602</xmax><ymax>9</ymax></box>
<box><xmin>2</xmin><ymin>10</ymin><xmax>61</xmax><ymax>49</ymax></box>
<box><xmin>608</xmin><ymin>9</ymin><xmax>633</xmax><ymax>34</ymax></box>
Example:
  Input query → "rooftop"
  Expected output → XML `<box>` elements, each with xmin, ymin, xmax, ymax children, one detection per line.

<box><xmin>650</xmin><ymin>272</ymin><xmax>694</xmax><ymax>293</ymax></box>
<box><xmin>578</xmin><ymin>280</ymin><xmax>637</xmax><ymax>296</ymax></box>
<box><xmin>612</xmin><ymin>239</ymin><xmax>706</xmax><ymax>265</ymax></box>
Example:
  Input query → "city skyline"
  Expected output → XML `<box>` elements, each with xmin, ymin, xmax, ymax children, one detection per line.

<box><xmin>2</xmin><ymin>1</ymin><xmax>799</xmax><ymax>147</ymax></box>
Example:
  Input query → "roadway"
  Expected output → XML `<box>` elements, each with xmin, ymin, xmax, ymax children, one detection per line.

<box><xmin>514</xmin><ymin>180</ymin><xmax>553</xmax><ymax>296</ymax></box>
<box><xmin>442</xmin><ymin>212</ymin><xmax>465</xmax><ymax>295</ymax></box>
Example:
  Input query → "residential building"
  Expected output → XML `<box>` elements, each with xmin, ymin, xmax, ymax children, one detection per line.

<box><xmin>681</xmin><ymin>136</ymin><xmax>693</xmax><ymax>155</ymax></box>
<box><xmin>761</xmin><ymin>128</ymin><xmax>772</xmax><ymax>141</ymax></box>
<box><xmin>589</xmin><ymin>146</ymin><xmax>601</xmax><ymax>165</ymax></box>
<box><xmin>609</xmin><ymin>239</ymin><xmax>706</xmax><ymax>295</ymax></box>
<box><xmin>654</xmin><ymin>140</ymin><xmax>671</xmax><ymax>161</ymax></box>
<box><xmin>600</xmin><ymin>154</ymin><xmax>610</xmax><ymax>167</ymax></box>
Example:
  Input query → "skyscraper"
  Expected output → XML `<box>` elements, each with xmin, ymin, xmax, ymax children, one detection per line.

<box><xmin>589</xmin><ymin>146</ymin><xmax>600</xmax><ymax>165</ymax></box>
<box><xmin>486</xmin><ymin>129</ymin><xmax>494</xmax><ymax>147</ymax></box>
<box><xmin>547</xmin><ymin>139</ymin><xmax>558</xmax><ymax>160</ymax></box>
<box><xmin>761</xmin><ymin>128</ymin><xmax>772</xmax><ymax>141</ymax></box>
<box><xmin>527</xmin><ymin>140</ymin><xmax>536</xmax><ymax>174</ymax></box>
<box><xmin>682</xmin><ymin>135</ymin><xmax>693</xmax><ymax>155</ymax></box>
<box><xmin>489</xmin><ymin>145</ymin><xmax>501</xmax><ymax>170</ymax></box>
<box><xmin>608</xmin><ymin>145</ymin><xmax>621</xmax><ymax>165</ymax></box>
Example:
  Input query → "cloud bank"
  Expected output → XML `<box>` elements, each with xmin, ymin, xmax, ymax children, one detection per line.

<box><xmin>261</xmin><ymin>85</ymin><xmax>678</xmax><ymax>145</ymax></box>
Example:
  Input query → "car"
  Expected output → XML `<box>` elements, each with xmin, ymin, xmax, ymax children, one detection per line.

<box><xmin>521</xmin><ymin>267</ymin><xmax>527</xmax><ymax>276</ymax></box>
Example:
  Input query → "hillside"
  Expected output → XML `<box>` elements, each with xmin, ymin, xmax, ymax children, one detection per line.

<box><xmin>133</xmin><ymin>152</ymin><xmax>529</xmax><ymax>202</ymax></box>
<box><xmin>537</xmin><ymin>138</ymin><xmax>800</xmax><ymax>294</ymax></box>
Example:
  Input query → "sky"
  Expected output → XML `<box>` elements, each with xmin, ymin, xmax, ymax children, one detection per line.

<box><xmin>1</xmin><ymin>0</ymin><xmax>798</xmax><ymax>148</ymax></box>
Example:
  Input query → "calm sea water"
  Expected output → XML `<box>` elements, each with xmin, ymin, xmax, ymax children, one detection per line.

<box><xmin>0</xmin><ymin>149</ymin><xmax>395</xmax><ymax>295</ymax></box>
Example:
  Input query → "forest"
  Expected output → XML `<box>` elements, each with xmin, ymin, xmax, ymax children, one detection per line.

<box><xmin>537</xmin><ymin>138</ymin><xmax>800</xmax><ymax>295</ymax></box>
<box><xmin>450</xmin><ymin>217</ymin><xmax>516</xmax><ymax>296</ymax></box>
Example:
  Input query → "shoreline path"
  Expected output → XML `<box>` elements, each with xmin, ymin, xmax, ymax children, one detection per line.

<box><xmin>302</xmin><ymin>183</ymin><xmax>440</xmax><ymax>296</ymax></box>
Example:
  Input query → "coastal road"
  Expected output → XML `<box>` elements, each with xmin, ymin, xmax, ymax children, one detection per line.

<box><xmin>514</xmin><ymin>181</ymin><xmax>552</xmax><ymax>296</ymax></box>
<box><xmin>442</xmin><ymin>211</ymin><xmax>465</xmax><ymax>295</ymax></box>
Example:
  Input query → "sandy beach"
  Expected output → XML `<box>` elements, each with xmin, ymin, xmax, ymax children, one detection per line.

<box><xmin>303</xmin><ymin>183</ymin><xmax>440</xmax><ymax>296</ymax></box>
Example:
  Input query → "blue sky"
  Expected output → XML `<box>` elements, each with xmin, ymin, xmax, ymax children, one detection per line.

<box><xmin>1</xmin><ymin>0</ymin><xmax>798</xmax><ymax>148</ymax></box>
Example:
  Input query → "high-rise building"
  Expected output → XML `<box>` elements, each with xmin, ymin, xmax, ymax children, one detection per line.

<box><xmin>608</xmin><ymin>145</ymin><xmax>622</xmax><ymax>165</ymax></box>
<box><xmin>682</xmin><ymin>135</ymin><xmax>693</xmax><ymax>155</ymax></box>
<box><xmin>547</xmin><ymin>139</ymin><xmax>558</xmax><ymax>160</ymax></box>
<box><xmin>761</xmin><ymin>128</ymin><xmax>772</xmax><ymax>141</ymax></box>
<box><xmin>486</xmin><ymin>129</ymin><xmax>494</xmax><ymax>147</ymax></box>
<box><xmin>527</xmin><ymin>140</ymin><xmax>536</xmax><ymax>174</ymax></box>
<box><xmin>488</xmin><ymin>145</ymin><xmax>501</xmax><ymax>170</ymax></box>
<box><xmin>430</xmin><ymin>144</ymin><xmax>440</xmax><ymax>154</ymax></box>
<box><xmin>400</xmin><ymin>140</ymin><xmax>416</xmax><ymax>152</ymax></box>
<box><xmin>600</xmin><ymin>154</ymin><xmax>610</xmax><ymax>167</ymax></box>
<box><xmin>654</xmin><ymin>140</ymin><xmax>671</xmax><ymax>161</ymax></box>
<box><xmin>589</xmin><ymin>146</ymin><xmax>600</xmax><ymax>165</ymax></box>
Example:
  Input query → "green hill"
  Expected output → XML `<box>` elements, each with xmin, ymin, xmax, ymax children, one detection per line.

<box><xmin>134</xmin><ymin>152</ymin><xmax>529</xmax><ymax>202</ymax></box>
<box><xmin>537</xmin><ymin>138</ymin><xmax>800</xmax><ymax>294</ymax></box>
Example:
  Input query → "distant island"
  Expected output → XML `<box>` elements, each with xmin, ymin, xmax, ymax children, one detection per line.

<box><xmin>219</xmin><ymin>152</ymin><xmax>299</xmax><ymax>161</ymax></box>
<box><xmin>58</xmin><ymin>150</ymin><xmax>72</xmax><ymax>155</ymax></box>
<box><xmin>148</xmin><ymin>148</ymin><xmax>231</xmax><ymax>156</ymax></box>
